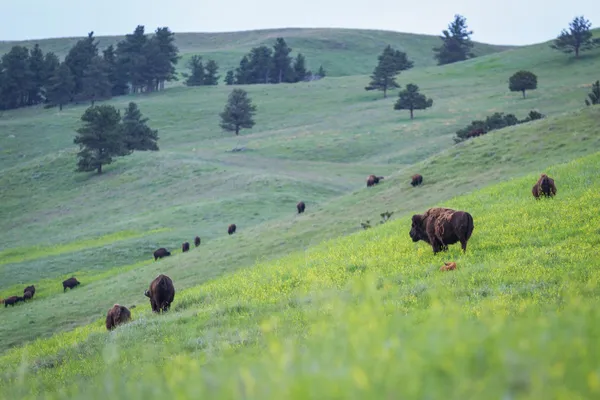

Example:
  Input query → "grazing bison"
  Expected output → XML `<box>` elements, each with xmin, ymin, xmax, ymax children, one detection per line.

<box><xmin>228</xmin><ymin>224</ymin><xmax>237</xmax><ymax>235</ymax></box>
<box><xmin>23</xmin><ymin>285</ymin><xmax>35</xmax><ymax>298</ymax></box>
<box><xmin>105</xmin><ymin>304</ymin><xmax>132</xmax><ymax>331</ymax></box>
<box><xmin>144</xmin><ymin>274</ymin><xmax>175</xmax><ymax>313</ymax></box>
<box><xmin>411</xmin><ymin>174</ymin><xmax>423</xmax><ymax>187</ymax></box>
<box><xmin>153</xmin><ymin>247</ymin><xmax>171</xmax><ymax>261</ymax></box>
<box><xmin>182</xmin><ymin>242</ymin><xmax>190</xmax><ymax>253</ymax></box>
<box><xmin>4</xmin><ymin>296</ymin><xmax>24</xmax><ymax>307</ymax></box>
<box><xmin>62</xmin><ymin>277</ymin><xmax>80</xmax><ymax>292</ymax></box>
<box><xmin>23</xmin><ymin>291</ymin><xmax>33</xmax><ymax>301</ymax></box>
<box><xmin>532</xmin><ymin>174</ymin><xmax>557</xmax><ymax>199</ymax></box>
<box><xmin>367</xmin><ymin>175</ymin><xmax>384</xmax><ymax>187</ymax></box>
<box><xmin>409</xmin><ymin>207</ymin><xmax>474</xmax><ymax>254</ymax></box>
<box><xmin>440</xmin><ymin>262</ymin><xmax>457</xmax><ymax>271</ymax></box>
<box><xmin>194</xmin><ymin>236</ymin><xmax>201</xmax><ymax>247</ymax></box>
<box><xmin>297</xmin><ymin>201</ymin><xmax>306</xmax><ymax>214</ymax></box>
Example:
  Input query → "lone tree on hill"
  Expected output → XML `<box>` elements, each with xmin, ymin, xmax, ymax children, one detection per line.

<box><xmin>393</xmin><ymin>83</ymin><xmax>433</xmax><ymax>119</ymax></box>
<box><xmin>120</xmin><ymin>102</ymin><xmax>160</xmax><ymax>154</ymax></box>
<box><xmin>509</xmin><ymin>70</ymin><xmax>538</xmax><ymax>98</ymax></box>
<box><xmin>433</xmin><ymin>14</ymin><xmax>475</xmax><ymax>65</ymax></box>
<box><xmin>550</xmin><ymin>16</ymin><xmax>599</xmax><ymax>58</ymax></box>
<box><xmin>365</xmin><ymin>45</ymin><xmax>414</xmax><ymax>98</ymax></box>
<box><xmin>585</xmin><ymin>80</ymin><xmax>600</xmax><ymax>106</ymax></box>
<box><xmin>219</xmin><ymin>89</ymin><xmax>257</xmax><ymax>135</ymax></box>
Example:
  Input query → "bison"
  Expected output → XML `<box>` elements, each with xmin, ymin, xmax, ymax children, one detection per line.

<box><xmin>153</xmin><ymin>247</ymin><xmax>171</xmax><ymax>261</ymax></box>
<box><xmin>411</xmin><ymin>174</ymin><xmax>423</xmax><ymax>187</ymax></box>
<box><xmin>532</xmin><ymin>173</ymin><xmax>557</xmax><ymax>199</ymax></box>
<box><xmin>367</xmin><ymin>175</ymin><xmax>384</xmax><ymax>187</ymax></box>
<box><xmin>23</xmin><ymin>291</ymin><xmax>33</xmax><ymax>301</ymax></box>
<box><xmin>24</xmin><ymin>285</ymin><xmax>35</xmax><ymax>298</ymax></box>
<box><xmin>228</xmin><ymin>224</ymin><xmax>237</xmax><ymax>235</ymax></box>
<box><xmin>63</xmin><ymin>277</ymin><xmax>80</xmax><ymax>292</ymax></box>
<box><xmin>409</xmin><ymin>207</ymin><xmax>474</xmax><ymax>254</ymax></box>
<box><xmin>105</xmin><ymin>304</ymin><xmax>132</xmax><ymax>331</ymax></box>
<box><xmin>144</xmin><ymin>274</ymin><xmax>175</xmax><ymax>313</ymax></box>
<box><xmin>297</xmin><ymin>201</ymin><xmax>306</xmax><ymax>214</ymax></box>
<box><xmin>194</xmin><ymin>236</ymin><xmax>201</xmax><ymax>247</ymax></box>
<box><xmin>4</xmin><ymin>296</ymin><xmax>24</xmax><ymax>307</ymax></box>
<box><xmin>182</xmin><ymin>242</ymin><xmax>190</xmax><ymax>253</ymax></box>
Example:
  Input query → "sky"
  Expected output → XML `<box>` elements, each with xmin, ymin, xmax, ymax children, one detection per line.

<box><xmin>0</xmin><ymin>0</ymin><xmax>598</xmax><ymax>45</ymax></box>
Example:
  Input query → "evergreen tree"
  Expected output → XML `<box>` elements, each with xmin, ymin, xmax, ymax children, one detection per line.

<box><xmin>317</xmin><ymin>65</ymin><xmax>326</xmax><ymax>78</ymax></box>
<box><xmin>271</xmin><ymin>38</ymin><xmax>293</xmax><ymax>83</ymax></box>
<box><xmin>82</xmin><ymin>56</ymin><xmax>112</xmax><ymax>106</ymax></box>
<box><xmin>219</xmin><ymin>88</ymin><xmax>257</xmax><ymax>135</ymax></box>
<box><xmin>73</xmin><ymin>105</ymin><xmax>123</xmax><ymax>174</ymax></box>
<box><xmin>116</xmin><ymin>25</ymin><xmax>148</xmax><ymax>93</ymax></box>
<box><xmin>585</xmin><ymin>80</ymin><xmax>600</xmax><ymax>106</ymax></box>
<box><xmin>550</xmin><ymin>16</ymin><xmax>599</xmax><ymax>58</ymax></box>
<box><xmin>149</xmin><ymin>27</ymin><xmax>179</xmax><ymax>91</ymax></box>
<box><xmin>103</xmin><ymin>45</ymin><xmax>128</xmax><ymax>96</ymax></box>
<box><xmin>184</xmin><ymin>55</ymin><xmax>205</xmax><ymax>86</ymax></box>
<box><xmin>433</xmin><ymin>15</ymin><xmax>475</xmax><ymax>65</ymax></box>
<box><xmin>235</xmin><ymin>55</ymin><xmax>251</xmax><ymax>84</ymax></box>
<box><xmin>247</xmin><ymin>46</ymin><xmax>273</xmax><ymax>84</ymax></box>
<box><xmin>509</xmin><ymin>70</ymin><xmax>538</xmax><ymax>98</ymax></box>
<box><xmin>203</xmin><ymin>60</ymin><xmax>220</xmax><ymax>85</ymax></box>
<box><xmin>120</xmin><ymin>102</ymin><xmax>159</xmax><ymax>153</ymax></box>
<box><xmin>47</xmin><ymin>62</ymin><xmax>75</xmax><ymax>111</ymax></box>
<box><xmin>43</xmin><ymin>52</ymin><xmax>60</xmax><ymax>87</ymax></box>
<box><xmin>366</xmin><ymin>45</ymin><xmax>414</xmax><ymax>98</ymax></box>
<box><xmin>293</xmin><ymin>53</ymin><xmax>307</xmax><ymax>82</ymax></box>
<box><xmin>0</xmin><ymin>46</ymin><xmax>32</xmax><ymax>109</ymax></box>
<box><xmin>64</xmin><ymin>31</ymin><xmax>99</xmax><ymax>96</ymax></box>
<box><xmin>28</xmin><ymin>44</ymin><xmax>46</xmax><ymax>105</ymax></box>
<box><xmin>225</xmin><ymin>70</ymin><xmax>235</xmax><ymax>85</ymax></box>
<box><xmin>393</xmin><ymin>83</ymin><xmax>433</xmax><ymax>119</ymax></box>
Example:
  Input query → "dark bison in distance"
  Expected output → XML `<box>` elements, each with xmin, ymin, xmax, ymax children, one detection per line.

<box><xmin>194</xmin><ymin>236</ymin><xmax>201</xmax><ymax>247</ymax></box>
<box><xmin>367</xmin><ymin>175</ymin><xmax>384</xmax><ymax>187</ymax></box>
<box><xmin>532</xmin><ymin>174</ymin><xmax>557</xmax><ymax>199</ymax></box>
<box><xmin>228</xmin><ymin>224</ymin><xmax>237</xmax><ymax>235</ymax></box>
<box><xmin>153</xmin><ymin>247</ymin><xmax>171</xmax><ymax>260</ymax></box>
<box><xmin>105</xmin><ymin>304</ymin><xmax>132</xmax><ymax>331</ymax></box>
<box><xmin>411</xmin><ymin>174</ymin><xmax>423</xmax><ymax>187</ymax></box>
<box><xmin>62</xmin><ymin>277</ymin><xmax>80</xmax><ymax>292</ymax></box>
<box><xmin>297</xmin><ymin>201</ymin><xmax>306</xmax><ymax>214</ymax></box>
<box><xmin>182</xmin><ymin>242</ymin><xmax>190</xmax><ymax>252</ymax></box>
<box><xmin>144</xmin><ymin>274</ymin><xmax>175</xmax><ymax>313</ymax></box>
<box><xmin>24</xmin><ymin>285</ymin><xmax>35</xmax><ymax>300</ymax></box>
<box><xmin>409</xmin><ymin>207</ymin><xmax>474</xmax><ymax>254</ymax></box>
<box><xmin>3</xmin><ymin>296</ymin><xmax>24</xmax><ymax>307</ymax></box>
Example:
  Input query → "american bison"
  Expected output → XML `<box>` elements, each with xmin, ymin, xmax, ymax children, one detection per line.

<box><xmin>194</xmin><ymin>236</ymin><xmax>201</xmax><ymax>247</ymax></box>
<box><xmin>297</xmin><ymin>201</ymin><xmax>306</xmax><ymax>214</ymax></box>
<box><xmin>532</xmin><ymin>173</ymin><xmax>557</xmax><ymax>199</ymax></box>
<box><xmin>411</xmin><ymin>174</ymin><xmax>423</xmax><ymax>187</ymax></box>
<box><xmin>23</xmin><ymin>291</ymin><xmax>33</xmax><ymax>301</ymax></box>
<box><xmin>153</xmin><ymin>247</ymin><xmax>171</xmax><ymax>261</ymax></box>
<box><xmin>228</xmin><ymin>224</ymin><xmax>237</xmax><ymax>235</ymax></box>
<box><xmin>440</xmin><ymin>262</ymin><xmax>457</xmax><ymax>271</ymax></box>
<box><xmin>367</xmin><ymin>175</ymin><xmax>384</xmax><ymax>187</ymax></box>
<box><xmin>182</xmin><ymin>242</ymin><xmax>190</xmax><ymax>252</ymax></box>
<box><xmin>4</xmin><ymin>296</ymin><xmax>24</xmax><ymax>307</ymax></box>
<box><xmin>105</xmin><ymin>304</ymin><xmax>132</xmax><ymax>331</ymax></box>
<box><xmin>144</xmin><ymin>274</ymin><xmax>175</xmax><ymax>313</ymax></box>
<box><xmin>63</xmin><ymin>277</ymin><xmax>80</xmax><ymax>292</ymax></box>
<box><xmin>24</xmin><ymin>285</ymin><xmax>35</xmax><ymax>298</ymax></box>
<box><xmin>409</xmin><ymin>207</ymin><xmax>474</xmax><ymax>254</ymax></box>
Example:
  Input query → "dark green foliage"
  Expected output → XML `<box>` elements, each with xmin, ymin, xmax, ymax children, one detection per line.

<box><xmin>115</xmin><ymin>25</ymin><xmax>148</xmax><ymax>93</ymax></box>
<box><xmin>225</xmin><ymin>70</ymin><xmax>235</xmax><ymax>85</ymax></box>
<box><xmin>149</xmin><ymin>27</ymin><xmax>180</xmax><ymax>91</ymax></box>
<box><xmin>248</xmin><ymin>46</ymin><xmax>273</xmax><ymax>84</ymax></box>
<box><xmin>271</xmin><ymin>38</ymin><xmax>294</xmax><ymax>83</ymax></box>
<box><xmin>509</xmin><ymin>70</ymin><xmax>538</xmax><ymax>98</ymax></box>
<box><xmin>454</xmin><ymin>110</ymin><xmax>545</xmax><ymax>143</ymax></box>
<box><xmin>433</xmin><ymin>15</ymin><xmax>475</xmax><ymax>65</ymax></box>
<box><xmin>521</xmin><ymin>110</ymin><xmax>545</xmax><ymax>122</ymax></box>
<box><xmin>184</xmin><ymin>55</ymin><xmax>205</xmax><ymax>86</ymax></box>
<box><xmin>393</xmin><ymin>83</ymin><xmax>432</xmax><ymax>119</ymax></box>
<box><xmin>219</xmin><ymin>89</ymin><xmax>257</xmax><ymax>135</ymax></box>
<box><xmin>28</xmin><ymin>44</ymin><xmax>46</xmax><ymax>105</ymax></box>
<box><xmin>585</xmin><ymin>80</ymin><xmax>600</xmax><ymax>106</ymax></box>
<box><xmin>366</xmin><ymin>45</ymin><xmax>414</xmax><ymax>98</ymax></box>
<box><xmin>120</xmin><ymin>102</ymin><xmax>159</xmax><ymax>153</ymax></box>
<box><xmin>317</xmin><ymin>65</ymin><xmax>326</xmax><ymax>78</ymax></box>
<box><xmin>0</xmin><ymin>46</ymin><xmax>32</xmax><ymax>109</ymax></box>
<box><xmin>46</xmin><ymin>63</ymin><xmax>75</xmax><ymax>111</ymax></box>
<box><xmin>64</xmin><ymin>32</ymin><xmax>99</xmax><ymax>96</ymax></box>
<box><xmin>235</xmin><ymin>56</ymin><xmax>252</xmax><ymax>85</ymax></box>
<box><xmin>102</xmin><ymin>45</ymin><xmax>128</xmax><ymax>96</ymax></box>
<box><xmin>43</xmin><ymin>52</ymin><xmax>60</xmax><ymax>84</ymax></box>
<box><xmin>550</xmin><ymin>16</ymin><xmax>599</xmax><ymax>57</ymax></box>
<box><xmin>203</xmin><ymin>60</ymin><xmax>220</xmax><ymax>85</ymax></box>
<box><xmin>82</xmin><ymin>56</ymin><xmax>112</xmax><ymax>106</ymax></box>
<box><xmin>293</xmin><ymin>53</ymin><xmax>307</xmax><ymax>82</ymax></box>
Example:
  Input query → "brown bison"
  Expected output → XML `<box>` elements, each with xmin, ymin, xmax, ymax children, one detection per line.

<box><xmin>24</xmin><ymin>285</ymin><xmax>35</xmax><ymax>298</ymax></box>
<box><xmin>182</xmin><ymin>242</ymin><xmax>190</xmax><ymax>252</ymax></box>
<box><xmin>4</xmin><ymin>296</ymin><xmax>24</xmax><ymax>307</ymax></box>
<box><xmin>194</xmin><ymin>236</ymin><xmax>201</xmax><ymax>247</ymax></box>
<box><xmin>411</xmin><ymin>174</ymin><xmax>423</xmax><ymax>187</ymax></box>
<box><xmin>532</xmin><ymin>174</ymin><xmax>557</xmax><ymax>199</ymax></box>
<box><xmin>409</xmin><ymin>207</ymin><xmax>474</xmax><ymax>254</ymax></box>
<box><xmin>144</xmin><ymin>274</ymin><xmax>175</xmax><ymax>313</ymax></box>
<box><xmin>63</xmin><ymin>277</ymin><xmax>80</xmax><ymax>292</ymax></box>
<box><xmin>105</xmin><ymin>304</ymin><xmax>132</xmax><ymax>331</ymax></box>
<box><xmin>297</xmin><ymin>201</ymin><xmax>306</xmax><ymax>214</ymax></box>
<box><xmin>228</xmin><ymin>224</ymin><xmax>237</xmax><ymax>235</ymax></box>
<box><xmin>23</xmin><ymin>291</ymin><xmax>33</xmax><ymax>301</ymax></box>
<box><xmin>367</xmin><ymin>175</ymin><xmax>384</xmax><ymax>187</ymax></box>
<box><xmin>153</xmin><ymin>247</ymin><xmax>171</xmax><ymax>260</ymax></box>
<box><xmin>440</xmin><ymin>262</ymin><xmax>457</xmax><ymax>271</ymax></box>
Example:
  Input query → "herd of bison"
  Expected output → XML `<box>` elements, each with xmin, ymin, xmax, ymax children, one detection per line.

<box><xmin>1</xmin><ymin>172</ymin><xmax>557</xmax><ymax>332</ymax></box>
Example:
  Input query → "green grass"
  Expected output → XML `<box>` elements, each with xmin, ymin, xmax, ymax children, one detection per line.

<box><xmin>1</xmin><ymin>151</ymin><xmax>599</xmax><ymax>399</ymax></box>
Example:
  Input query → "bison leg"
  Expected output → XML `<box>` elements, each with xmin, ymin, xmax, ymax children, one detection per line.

<box><xmin>150</xmin><ymin>299</ymin><xmax>159</xmax><ymax>313</ymax></box>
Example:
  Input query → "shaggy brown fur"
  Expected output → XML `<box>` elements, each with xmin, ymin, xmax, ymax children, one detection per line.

<box><xmin>297</xmin><ymin>201</ymin><xmax>306</xmax><ymax>214</ymax></box>
<box><xmin>4</xmin><ymin>296</ymin><xmax>24</xmax><ymax>307</ymax></box>
<box><xmin>105</xmin><ymin>304</ymin><xmax>132</xmax><ymax>331</ymax></box>
<box><xmin>182</xmin><ymin>242</ymin><xmax>190</xmax><ymax>252</ymax></box>
<box><xmin>194</xmin><ymin>236</ymin><xmax>201</xmax><ymax>247</ymax></box>
<box><xmin>24</xmin><ymin>285</ymin><xmax>35</xmax><ymax>298</ymax></box>
<box><xmin>228</xmin><ymin>224</ymin><xmax>237</xmax><ymax>235</ymax></box>
<box><xmin>153</xmin><ymin>247</ymin><xmax>171</xmax><ymax>261</ymax></box>
<box><xmin>23</xmin><ymin>291</ymin><xmax>33</xmax><ymax>301</ymax></box>
<box><xmin>367</xmin><ymin>175</ymin><xmax>384</xmax><ymax>187</ymax></box>
<box><xmin>144</xmin><ymin>274</ymin><xmax>175</xmax><ymax>313</ymax></box>
<box><xmin>440</xmin><ymin>262</ymin><xmax>457</xmax><ymax>271</ymax></box>
<box><xmin>411</xmin><ymin>174</ymin><xmax>423</xmax><ymax>187</ymax></box>
<box><xmin>409</xmin><ymin>207</ymin><xmax>475</xmax><ymax>254</ymax></box>
<box><xmin>62</xmin><ymin>277</ymin><xmax>80</xmax><ymax>292</ymax></box>
<box><xmin>532</xmin><ymin>174</ymin><xmax>557</xmax><ymax>199</ymax></box>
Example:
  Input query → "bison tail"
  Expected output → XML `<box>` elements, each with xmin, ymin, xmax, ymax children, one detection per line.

<box><xmin>465</xmin><ymin>213</ymin><xmax>474</xmax><ymax>241</ymax></box>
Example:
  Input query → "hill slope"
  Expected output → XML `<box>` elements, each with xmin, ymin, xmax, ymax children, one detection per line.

<box><xmin>1</xmin><ymin>150</ymin><xmax>599</xmax><ymax>398</ymax></box>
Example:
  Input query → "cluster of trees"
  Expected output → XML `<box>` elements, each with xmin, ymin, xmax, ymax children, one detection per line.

<box><xmin>184</xmin><ymin>56</ymin><xmax>220</xmax><ymax>86</ymax></box>
<box><xmin>454</xmin><ymin>110</ymin><xmax>544</xmax><ymax>143</ymax></box>
<box><xmin>0</xmin><ymin>25</ymin><xmax>179</xmax><ymax>111</ymax></box>
<box><xmin>585</xmin><ymin>80</ymin><xmax>600</xmax><ymax>106</ymax></box>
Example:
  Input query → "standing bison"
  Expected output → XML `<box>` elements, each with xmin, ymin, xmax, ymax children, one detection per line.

<box><xmin>144</xmin><ymin>274</ymin><xmax>175</xmax><ymax>313</ymax></box>
<box><xmin>182</xmin><ymin>242</ymin><xmax>190</xmax><ymax>252</ymax></box>
<box><xmin>411</xmin><ymin>174</ymin><xmax>423</xmax><ymax>187</ymax></box>
<box><xmin>105</xmin><ymin>304</ymin><xmax>132</xmax><ymax>331</ymax></box>
<box><xmin>297</xmin><ymin>201</ymin><xmax>306</xmax><ymax>214</ymax></box>
<box><xmin>194</xmin><ymin>236</ymin><xmax>201</xmax><ymax>247</ymax></box>
<box><xmin>532</xmin><ymin>173</ymin><xmax>557</xmax><ymax>199</ymax></box>
<box><xmin>62</xmin><ymin>277</ymin><xmax>80</xmax><ymax>292</ymax></box>
<box><xmin>23</xmin><ymin>285</ymin><xmax>35</xmax><ymax>299</ymax></box>
<box><xmin>367</xmin><ymin>175</ymin><xmax>384</xmax><ymax>187</ymax></box>
<box><xmin>409</xmin><ymin>207</ymin><xmax>474</xmax><ymax>254</ymax></box>
<box><xmin>153</xmin><ymin>247</ymin><xmax>171</xmax><ymax>260</ymax></box>
<box><xmin>228</xmin><ymin>224</ymin><xmax>237</xmax><ymax>235</ymax></box>
<box><xmin>3</xmin><ymin>296</ymin><xmax>24</xmax><ymax>307</ymax></box>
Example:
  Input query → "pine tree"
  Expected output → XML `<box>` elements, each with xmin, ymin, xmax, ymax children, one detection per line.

<box><xmin>293</xmin><ymin>53</ymin><xmax>307</xmax><ymax>82</ymax></box>
<box><xmin>184</xmin><ymin>55</ymin><xmax>205</xmax><ymax>86</ymax></box>
<box><xmin>64</xmin><ymin>31</ymin><xmax>99</xmax><ymax>96</ymax></box>
<box><xmin>585</xmin><ymin>80</ymin><xmax>600</xmax><ymax>106</ymax></box>
<box><xmin>219</xmin><ymin>89</ymin><xmax>257</xmax><ymax>135</ymax></box>
<box><xmin>509</xmin><ymin>70</ymin><xmax>538</xmax><ymax>98</ymax></box>
<box><xmin>116</xmin><ymin>25</ymin><xmax>148</xmax><ymax>93</ymax></box>
<box><xmin>73</xmin><ymin>105</ymin><xmax>123</xmax><ymax>174</ymax></box>
<box><xmin>0</xmin><ymin>45</ymin><xmax>32</xmax><ymax>109</ymax></box>
<box><xmin>47</xmin><ymin>62</ymin><xmax>75</xmax><ymax>111</ymax></box>
<box><xmin>366</xmin><ymin>45</ymin><xmax>414</xmax><ymax>98</ymax></box>
<box><xmin>82</xmin><ymin>56</ymin><xmax>112</xmax><ymax>106</ymax></box>
<box><xmin>247</xmin><ymin>46</ymin><xmax>273</xmax><ymax>84</ymax></box>
<box><xmin>433</xmin><ymin>15</ymin><xmax>475</xmax><ymax>65</ymax></box>
<box><xmin>317</xmin><ymin>65</ymin><xmax>326</xmax><ymax>78</ymax></box>
<box><xmin>103</xmin><ymin>45</ymin><xmax>128</xmax><ymax>96</ymax></box>
<box><xmin>28</xmin><ymin>44</ymin><xmax>46</xmax><ymax>105</ymax></box>
<box><xmin>225</xmin><ymin>70</ymin><xmax>235</xmax><ymax>85</ymax></box>
<box><xmin>393</xmin><ymin>83</ymin><xmax>433</xmax><ymax>119</ymax></box>
<box><xmin>43</xmin><ymin>52</ymin><xmax>60</xmax><ymax>89</ymax></box>
<box><xmin>271</xmin><ymin>38</ymin><xmax>293</xmax><ymax>83</ymax></box>
<box><xmin>120</xmin><ymin>102</ymin><xmax>159</xmax><ymax>154</ymax></box>
<box><xmin>203</xmin><ymin>60</ymin><xmax>220</xmax><ymax>85</ymax></box>
<box><xmin>551</xmin><ymin>16</ymin><xmax>599</xmax><ymax>58</ymax></box>
<box><xmin>150</xmin><ymin>27</ymin><xmax>179</xmax><ymax>90</ymax></box>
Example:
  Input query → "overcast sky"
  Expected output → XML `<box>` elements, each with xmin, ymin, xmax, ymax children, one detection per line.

<box><xmin>1</xmin><ymin>0</ymin><xmax>598</xmax><ymax>45</ymax></box>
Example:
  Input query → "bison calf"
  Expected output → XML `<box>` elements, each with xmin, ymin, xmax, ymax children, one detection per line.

<box><xmin>194</xmin><ymin>236</ymin><xmax>201</xmax><ymax>247</ymax></box>
<box><xmin>153</xmin><ymin>247</ymin><xmax>171</xmax><ymax>260</ymax></box>
<box><xmin>228</xmin><ymin>224</ymin><xmax>237</xmax><ymax>235</ymax></box>
<box><xmin>63</xmin><ymin>277</ymin><xmax>80</xmax><ymax>292</ymax></box>
<box><xmin>106</xmin><ymin>304</ymin><xmax>132</xmax><ymax>331</ymax></box>
<box><xmin>532</xmin><ymin>173</ymin><xmax>557</xmax><ymax>199</ymax></box>
<box><xmin>144</xmin><ymin>274</ymin><xmax>175</xmax><ymax>313</ymax></box>
<box><xmin>367</xmin><ymin>175</ymin><xmax>384</xmax><ymax>187</ymax></box>
<box><xmin>182</xmin><ymin>242</ymin><xmax>190</xmax><ymax>253</ymax></box>
<box><xmin>409</xmin><ymin>207</ymin><xmax>474</xmax><ymax>254</ymax></box>
<box><xmin>411</xmin><ymin>174</ymin><xmax>423</xmax><ymax>187</ymax></box>
<box><xmin>297</xmin><ymin>201</ymin><xmax>306</xmax><ymax>214</ymax></box>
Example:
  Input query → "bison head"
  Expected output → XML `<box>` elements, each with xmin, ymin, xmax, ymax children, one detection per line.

<box><xmin>409</xmin><ymin>214</ymin><xmax>426</xmax><ymax>243</ymax></box>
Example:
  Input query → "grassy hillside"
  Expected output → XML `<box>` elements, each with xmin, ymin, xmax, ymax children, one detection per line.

<box><xmin>1</xmin><ymin>150</ymin><xmax>599</xmax><ymax>399</ymax></box>
<box><xmin>0</xmin><ymin>28</ymin><xmax>599</xmax><ymax>353</ymax></box>
<box><xmin>0</xmin><ymin>28</ymin><xmax>514</xmax><ymax>77</ymax></box>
